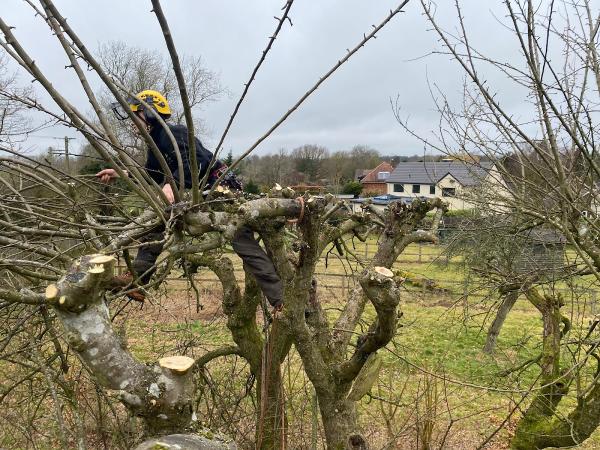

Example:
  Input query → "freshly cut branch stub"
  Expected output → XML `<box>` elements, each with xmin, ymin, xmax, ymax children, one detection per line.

<box><xmin>373</xmin><ymin>267</ymin><xmax>394</xmax><ymax>278</ymax></box>
<box><xmin>159</xmin><ymin>356</ymin><xmax>195</xmax><ymax>375</ymax></box>
<box><xmin>45</xmin><ymin>284</ymin><xmax>59</xmax><ymax>300</ymax></box>
<box><xmin>89</xmin><ymin>255</ymin><xmax>116</xmax><ymax>265</ymax></box>
<box><xmin>88</xmin><ymin>264</ymin><xmax>105</xmax><ymax>274</ymax></box>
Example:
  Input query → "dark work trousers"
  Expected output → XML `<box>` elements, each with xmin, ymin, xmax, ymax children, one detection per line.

<box><xmin>132</xmin><ymin>225</ymin><xmax>283</xmax><ymax>307</ymax></box>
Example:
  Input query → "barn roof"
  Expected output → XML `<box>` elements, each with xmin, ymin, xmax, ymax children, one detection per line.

<box><xmin>521</xmin><ymin>228</ymin><xmax>566</xmax><ymax>245</ymax></box>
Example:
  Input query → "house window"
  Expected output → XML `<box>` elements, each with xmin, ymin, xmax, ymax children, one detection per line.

<box><xmin>393</xmin><ymin>184</ymin><xmax>404</xmax><ymax>193</ymax></box>
<box><xmin>429</xmin><ymin>185</ymin><xmax>436</xmax><ymax>195</ymax></box>
<box><xmin>442</xmin><ymin>187</ymin><xmax>456</xmax><ymax>197</ymax></box>
<box><xmin>413</xmin><ymin>184</ymin><xmax>421</xmax><ymax>194</ymax></box>
<box><xmin>378</xmin><ymin>171</ymin><xmax>390</xmax><ymax>180</ymax></box>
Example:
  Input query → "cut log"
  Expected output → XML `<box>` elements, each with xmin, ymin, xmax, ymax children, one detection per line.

<box><xmin>134</xmin><ymin>433</ymin><xmax>236</xmax><ymax>449</ymax></box>
<box><xmin>159</xmin><ymin>356</ymin><xmax>195</xmax><ymax>375</ymax></box>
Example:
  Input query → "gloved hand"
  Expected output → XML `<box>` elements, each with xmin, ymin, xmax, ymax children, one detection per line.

<box><xmin>222</xmin><ymin>170</ymin><xmax>243</xmax><ymax>191</ymax></box>
<box><xmin>208</xmin><ymin>163</ymin><xmax>243</xmax><ymax>192</ymax></box>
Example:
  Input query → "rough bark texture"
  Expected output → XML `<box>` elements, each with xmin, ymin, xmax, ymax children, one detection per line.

<box><xmin>268</xmin><ymin>198</ymin><xmax>444</xmax><ymax>448</ymax></box>
<box><xmin>331</xmin><ymin>200</ymin><xmax>444</xmax><ymax>354</ymax></box>
<box><xmin>510</xmin><ymin>290</ymin><xmax>600</xmax><ymax>449</ymax></box>
<box><xmin>192</xmin><ymin>254</ymin><xmax>290</xmax><ymax>449</ymax></box>
<box><xmin>511</xmin><ymin>288</ymin><xmax>570</xmax><ymax>450</ymax></box>
<box><xmin>47</xmin><ymin>254</ymin><xmax>229</xmax><ymax>443</ymax></box>
<box><xmin>483</xmin><ymin>290</ymin><xmax>519</xmax><ymax>354</ymax></box>
<box><xmin>319</xmin><ymin>398</ymin><xmax>367</xmax><ymax>450</ymax></box>
<box><xmin>134</xmin><ymin>433</ymin><xmax>236</xmax><ymax>450</ymax></box>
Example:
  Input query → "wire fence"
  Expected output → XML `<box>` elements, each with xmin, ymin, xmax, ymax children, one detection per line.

<box><xmin>115</xmin><ymin>241</ymin><xmax>600</xmax><ymax>313</ymax></box>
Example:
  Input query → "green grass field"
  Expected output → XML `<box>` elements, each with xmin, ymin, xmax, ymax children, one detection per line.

<box><xmin>113</xmin><ymin>241</ymin><xmax>600</xmax><ymax>449</ymax></box>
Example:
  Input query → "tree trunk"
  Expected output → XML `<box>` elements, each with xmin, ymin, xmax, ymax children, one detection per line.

<box><xmin>483</xmin><ymin>291</ymin><xmax>519</xmax><ymax>354</ymax></box>
<box><xmin>319</xmin><ymin>398</ymin><xmax>367</xmax><ymax>450</ymax></box>
<box><xmin>511</xmin><ymin>289</ymin><xmax>569</xmax><ymax>450</ymax></box>
<box><xmin>205</xmin><ymin>258</ymin><xmax>290</xmax><ymax>449</ymax></box>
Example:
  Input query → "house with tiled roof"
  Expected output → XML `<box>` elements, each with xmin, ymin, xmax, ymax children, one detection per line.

<box><xmin>386</xmin><ymin>159</ymin><xmax>501</xmax><ymax>210</ymax></box>
<box><xmin>356</xmin><ymin>162</ymin><xmax>394</xmax><ymax>195</ymax></box>
<box><xmin>354</xmin><ymin>169</ymin><xmax>372</xmax><ymax>180</ymax></box>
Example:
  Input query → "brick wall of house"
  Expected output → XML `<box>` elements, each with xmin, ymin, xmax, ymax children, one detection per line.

<box><xmin>362</xmin><ymin>182</ymin><xmax>388</xmax><ymax>195</ymax></box>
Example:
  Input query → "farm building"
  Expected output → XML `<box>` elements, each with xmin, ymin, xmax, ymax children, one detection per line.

<box><xmin>441</xmin><ymin>214</ymin><xmax>566</xmax><ymax>277</ymax></box>
<box><xmin>513</xmin><ymin>229</ymin><xmax>566</xmax><ymax>276</ymax></box>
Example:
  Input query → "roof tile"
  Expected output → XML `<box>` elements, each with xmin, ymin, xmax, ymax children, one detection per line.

<box><xmin>387</xmin><ymin>160</ymin><xmax>492</xmax><ymax>186</ymax></box>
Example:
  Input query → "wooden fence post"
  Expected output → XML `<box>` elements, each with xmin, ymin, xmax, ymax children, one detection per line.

<box><xmin>463</xmin><ymin>276</ymin><xmax>470</xmax><ymax>319</ymax></box>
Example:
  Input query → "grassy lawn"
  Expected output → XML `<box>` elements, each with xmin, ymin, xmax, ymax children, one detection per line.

<box><xmin>115</xmin><ymin>241</ymin><xmax>600</xmax><ymax>448</ymax></box>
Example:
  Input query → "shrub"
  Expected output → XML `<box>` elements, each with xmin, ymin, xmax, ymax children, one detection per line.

<box><xmin>341</xmin><ymin>181</ymin><xmax>363</xmax><ymax>197</ymax></box>
<box><xmin>244</xmin><ymin>179</ymin><xmax>260</xmax><ymax>194</ymax></box>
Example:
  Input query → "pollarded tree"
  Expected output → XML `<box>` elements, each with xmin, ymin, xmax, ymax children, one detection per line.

<box><xmin>0</xmin><ymin>156</ymin><xmax>442</xmax><ymax>448</ymax></box>
<box><xmin>183</xmin><ymin>190</ymin><xmax>444</xmax><ymax>448</ymax></box>
<box><xmin>0</xmin><ymin>0</ymin><xmax>422</xmax><ymax>449</ymax></box>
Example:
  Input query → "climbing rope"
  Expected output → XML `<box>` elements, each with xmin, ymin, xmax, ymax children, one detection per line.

<box><xmin>256</xmin><ymin>301</ymin><xmax>286</xmax><ymax>449</ymax></box>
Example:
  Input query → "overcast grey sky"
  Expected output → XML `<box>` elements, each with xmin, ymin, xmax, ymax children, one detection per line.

<box><xmin>2</xmin><ymin>0</ymin><xmax>532</xmax><ymax>156</ymax></box>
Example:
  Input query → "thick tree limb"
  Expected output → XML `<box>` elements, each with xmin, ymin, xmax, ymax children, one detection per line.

<box><xmin>334</xmin><ymin>267</ymin><xmax>401</xmax><ymax>384</ymax></box>
<box><xmin>46</xmin><ymin>254</ymin><xmax>197</xmax><ymax>436</ymax></box>
<box><xmin>332</xmin><ymin>199</ymin><xmax>445</xmax><ymax>353</ymax></box>
<box><xmin>0</xmin><ymin>288</ymin><xmax>45</xmax><ymax>305</ymax></box>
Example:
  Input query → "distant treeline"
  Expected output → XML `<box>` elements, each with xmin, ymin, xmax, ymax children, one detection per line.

<box><xmin>235</xmin><ymin>144</ymin><xmax>452</xmax><ymax>192</ymax></box>
<box><xmin>41</xmin><ymin>142</ymin><xmax>457</xmax><ymax>194</ymax></box>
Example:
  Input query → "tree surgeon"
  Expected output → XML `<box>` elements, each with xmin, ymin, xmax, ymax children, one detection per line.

<box><xmin>96</xmin><ymin>90</ymin><xmax>283</xmax><ymax>308</ymax></box>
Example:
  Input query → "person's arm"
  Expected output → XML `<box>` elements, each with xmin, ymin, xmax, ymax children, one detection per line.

<box><xmin>96</xmin><ymin>168</ymin><xmax>126</xmax><ymax>183</ymax></box>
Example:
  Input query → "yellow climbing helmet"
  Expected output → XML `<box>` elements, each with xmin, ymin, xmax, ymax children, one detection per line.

<box><xmin>132</xmin><ymin>90</ymin><xmax>171</xmax><ymax>117</ymax></box>
<box><xmin>111</xmin><ymin>89</ymin><xmax>172</xmax><ymax>121</ymax></box>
